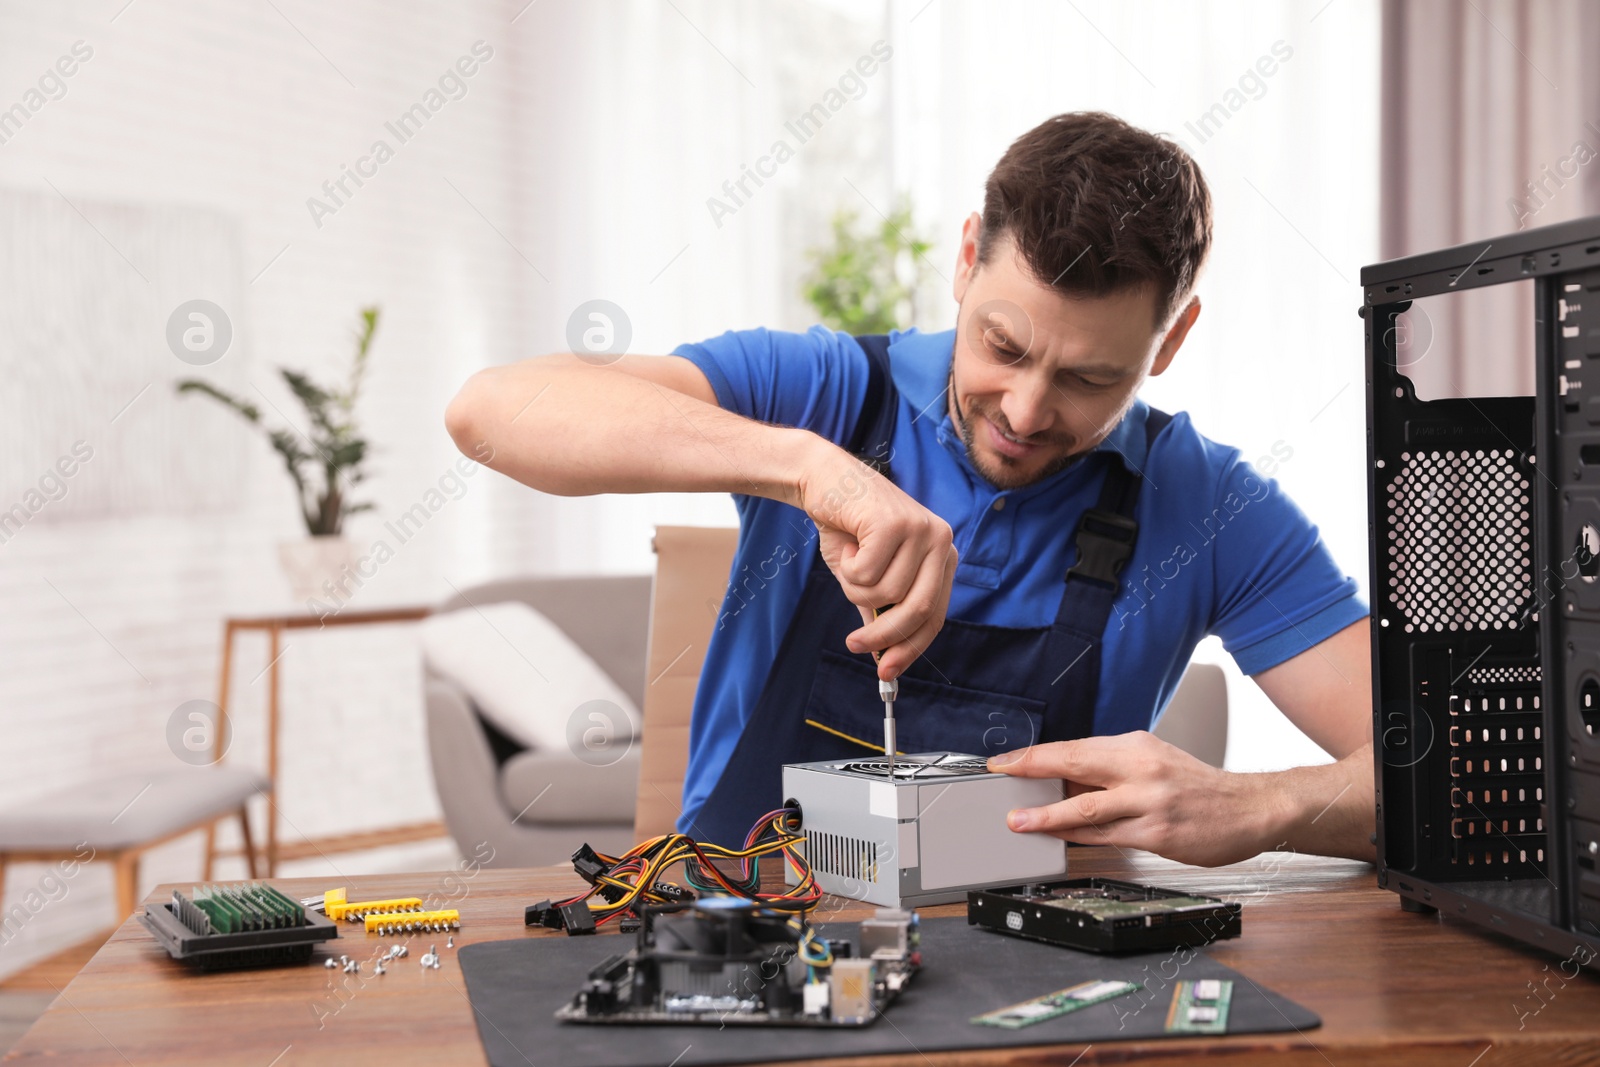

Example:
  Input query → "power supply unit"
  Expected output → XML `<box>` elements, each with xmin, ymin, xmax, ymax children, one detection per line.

<box><xmin>781</xmin><ymin>751</ymin><xmax>1068</xmax><ymax>908</ymax></box>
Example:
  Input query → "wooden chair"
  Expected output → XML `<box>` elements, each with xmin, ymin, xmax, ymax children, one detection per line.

<box><xmin>634</xmin><ymin>526</ymin><xmax>740</xmax><ymax>841</ymax></box>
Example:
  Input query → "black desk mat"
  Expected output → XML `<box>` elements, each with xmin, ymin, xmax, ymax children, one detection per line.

<box><xmin>459</xmin><ymin>917</ymin><xmax>1319</xmax><ymax>1066</ymax></box>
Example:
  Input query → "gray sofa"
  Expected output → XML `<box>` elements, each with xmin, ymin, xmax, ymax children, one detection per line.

<box><xmin>423</xmin><ymin>574</ymin><xmax>652</xmax><ymax>868</ymax></box>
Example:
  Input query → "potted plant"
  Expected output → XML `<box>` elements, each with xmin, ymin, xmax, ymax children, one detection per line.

<box><xmin>176</xmin><ymin>306</ymin><xmax>380</xmax><ymax>602</ymax></box>
<box><xmin>801</xmin><ymin>197</ymin><xmax>935</xmax><ymax>332</ymax></box>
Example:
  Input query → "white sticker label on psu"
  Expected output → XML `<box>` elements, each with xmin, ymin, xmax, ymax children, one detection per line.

<box><xmin>869</xmin><ymin>782</ymin><xmax>899</xmax><ymax>819</ymax></box>
<box><xmin>1006</xmin><ymin>911</ymin><xmax>1024</xmax><ymax>930</ymax></box>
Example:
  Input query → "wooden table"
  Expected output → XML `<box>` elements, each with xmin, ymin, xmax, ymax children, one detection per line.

<box><xmin>7</xmin><ymin>846</ymin><xmax>1600</xmax><ymax>1066</ymax></box>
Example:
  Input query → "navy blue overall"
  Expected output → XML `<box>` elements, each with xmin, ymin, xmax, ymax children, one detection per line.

<box><xmin>692</xmin><ymin>334</ymin><xmax>1172</xmax><ymax>846</ymax></box>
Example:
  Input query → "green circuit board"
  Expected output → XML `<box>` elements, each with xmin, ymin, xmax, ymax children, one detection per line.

<box><xmin>1164</xmin><ymin>979</ymin><xmax>1232</xmax><ymax>1034</ymax></box>
<box><xmin>971</xmin><ymin>979</ymin><xmax>1142</xmax><ymax>1030</ymax></box>
<box><xmin>1032</xmin><ymin>892</ymin><xmax>1221</xmax><ymax>919</ymax></box>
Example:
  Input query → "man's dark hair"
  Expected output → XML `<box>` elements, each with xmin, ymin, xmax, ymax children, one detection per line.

<box><xmin>978</xmin><ymin>111</ymin><xmax>1212</xmax><ymax>325</ymax></box>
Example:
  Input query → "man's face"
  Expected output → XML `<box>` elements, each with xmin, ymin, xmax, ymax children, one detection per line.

<box><xmin>947</xmin><ymin>220</ymin><xmax>1196</xmax><ymax>490</ymax></box>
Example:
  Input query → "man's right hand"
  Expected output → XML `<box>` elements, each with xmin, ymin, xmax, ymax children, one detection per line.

<box><xmin>795</xmin><ymin>440</ymin><xmax>958</xmax><ymax>681</ymax></box>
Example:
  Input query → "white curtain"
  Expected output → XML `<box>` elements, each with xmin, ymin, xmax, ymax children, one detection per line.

<box><xmin>502</xmin><ymin>0</ymin><xmax>899</xmax><ymax>576</ymax></box>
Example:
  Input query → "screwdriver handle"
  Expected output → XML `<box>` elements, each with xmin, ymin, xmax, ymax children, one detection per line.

<box><xmin>868</xmin><ymin>603</ymin><xmax>895</xmax><ymax>659</ymax></box>
<box><xmin>870</xmin><ymin>605</ymin><xmax>901</xmax><ymax>693</ymax></box>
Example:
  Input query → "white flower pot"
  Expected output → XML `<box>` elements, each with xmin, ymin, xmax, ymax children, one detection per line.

<box><xmin>277</xmin><ymin>535</ymin><xmax>358</xmax><ymax>603</ymax></box>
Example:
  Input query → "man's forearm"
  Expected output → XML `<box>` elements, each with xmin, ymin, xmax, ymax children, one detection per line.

<box><xmin>1254</xmin><ymin>742</ymin><xmax>1376</xmax><ymax>862</ymax></box>
<box><xmin>445</xmin><ymin>355</ymin><xmax>821</xmax><ymax>505</ymax></box>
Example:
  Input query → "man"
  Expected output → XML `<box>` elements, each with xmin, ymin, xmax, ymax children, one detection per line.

<box><xmin>445</xmin><ymin>111</ymin><xmax>1374</xmax><ymax>867</ymax></box>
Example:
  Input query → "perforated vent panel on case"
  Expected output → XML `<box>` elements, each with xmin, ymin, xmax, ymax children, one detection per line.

<box><xmin>1384</xmin><ymin>448</ymin><xmax>1533</xmax><ymax>633</ymax></box>
<box><xmin>1468</xmin><ymin>664</ymin><xmax>1542</xmax><ymax>686</ymax></box>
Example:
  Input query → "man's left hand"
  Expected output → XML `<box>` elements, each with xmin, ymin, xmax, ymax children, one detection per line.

<box><xmin>987</xmin><ymin>730</ymin><xmax>1376</xmax><ymax>866</ymax></box>
<box><xmin>986</xmin><ymin>731</ymin><xmax>1284</xmax><ymax>867</ymax></box>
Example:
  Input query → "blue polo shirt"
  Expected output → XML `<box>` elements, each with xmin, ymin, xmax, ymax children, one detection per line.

<box><xmin>671</xmin><ymin>326</ymin><xmax>1366</xmax><ymax>832</ymax></box>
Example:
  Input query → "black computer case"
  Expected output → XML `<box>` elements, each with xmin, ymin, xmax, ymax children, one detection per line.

<box><xmin>1366</xmin><ymin>215</ymin><xmax>1600</xmax><ymax>969</ymax></box>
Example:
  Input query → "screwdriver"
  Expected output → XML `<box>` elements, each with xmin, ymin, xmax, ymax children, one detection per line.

<box><xmin>871</xmin><ymin>605</ymin><xmax>899</xmax><ymax>775</ymax></box>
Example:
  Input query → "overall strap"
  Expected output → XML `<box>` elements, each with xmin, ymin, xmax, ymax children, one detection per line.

<box><xmin>848</xmin><ymin>334</ymin><xmax>899</xmax><ymax>474</ymax></box>
<box><xmin>1043</xmin><ymin>406</ymin><xmax>1173</xmax><ymax>741</ymax></box>
<box><xmin>1064</xmin><ymin>408</ymin><xmax>1173</xmax><ymax>593</ymax></box>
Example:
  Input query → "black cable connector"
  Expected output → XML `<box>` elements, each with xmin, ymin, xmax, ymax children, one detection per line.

<box><xmin>559</xmin><ymin>902</ymin><xmax>597</xmax><ymax>935</ymax></box>
<box><xmin>571</xmin><ymin>844</ymin><xmax>608</xmax><ymax>884</ymax></box>
<box><xmin>524</xmin><ymin>900</ymin><xmax>564</xmax><ymax>929</ymax></box>
<box><xmin>571</xmin><ymin>844</ymin><xmax>627</xmax><ymax>903</ymax></box>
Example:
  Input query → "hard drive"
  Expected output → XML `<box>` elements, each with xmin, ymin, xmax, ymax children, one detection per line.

<box><xmin>967</xmin><ymin>877</ymin><xmax>1241</xmax><ymax>954</ymax></box>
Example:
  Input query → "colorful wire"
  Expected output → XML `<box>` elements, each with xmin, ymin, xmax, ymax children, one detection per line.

<box><xmin>554</xmin><ymin>807</ymin><xmax>819</xmax><ymax>924</ymax></box>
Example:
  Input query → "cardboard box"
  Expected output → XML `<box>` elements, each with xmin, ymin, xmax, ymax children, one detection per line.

<box><xmin>633</xmin><ymin>525</ymin><xmax>739</xmax><ymax>841</ymax></box>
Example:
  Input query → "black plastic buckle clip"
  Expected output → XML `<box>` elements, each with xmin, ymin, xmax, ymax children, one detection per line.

<box><xmin>1066</xmin><ymin>508</ymin><xmax>1138</xmax><ymax>588</ymax></box>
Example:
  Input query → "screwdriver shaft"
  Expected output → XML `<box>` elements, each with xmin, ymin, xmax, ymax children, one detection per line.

<box><xmin>880</xmin><ymin>677</ymin><xmax>898</xmax><ymax>774</ymax></box>
<box><xmin>884</xmin><ymin>701</ymin><xmax>896</xmax><ymax>775</ymax></box>
<box><xmin>871</xmin><ymin>605</ymin><xmax>900</xmax><ymax>774</ymax></box>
